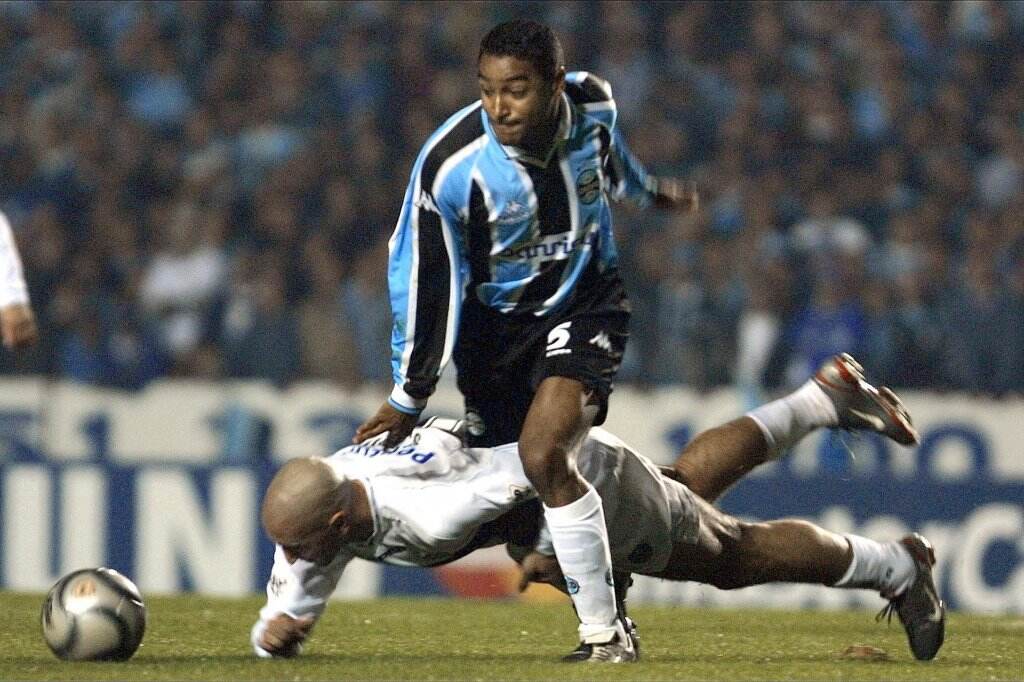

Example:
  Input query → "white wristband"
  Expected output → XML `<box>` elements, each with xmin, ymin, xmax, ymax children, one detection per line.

<box><xmin>389</xmin><ymin>384</ymin><xmax>428</xmax><ymax>413</ymax></box>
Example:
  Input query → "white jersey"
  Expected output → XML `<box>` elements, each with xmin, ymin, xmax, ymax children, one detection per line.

<box><xmin>252</xmin><ymin>425</ymin><xmax>699</xmax><ymax>656</ymax></box>
<box><xmin>0</xmin><ymin>211</ymin><xmax>29</xmax><ymax>308</ymax></box>
<box><xmin>325</xmin><ymin>426</ymin><xmax>535</xmax><ymax>568</ymax></box>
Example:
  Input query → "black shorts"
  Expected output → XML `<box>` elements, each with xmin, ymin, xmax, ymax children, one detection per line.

<box><xmin>453</xmin><ymin>271</ymin><xmax>631</xmax><ymax>447</ymax></box>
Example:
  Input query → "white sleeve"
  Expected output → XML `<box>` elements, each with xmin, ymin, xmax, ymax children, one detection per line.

<box><xmin>251</xmin><ymin>545</ymin><xmax>354</xmax><ymax>658</ymax></box>
<box><xmin>0</xmin><ymin>212</ymin><xmax>29</xmax><ymax>308</ymax></box>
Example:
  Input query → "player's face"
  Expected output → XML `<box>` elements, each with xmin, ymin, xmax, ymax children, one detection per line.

<box><xmin>478</xmin><ymin>54</ymin><xmax>563</xmax><ymax>149</ymax></box>
<box><xmin>280</xmin><ymin>524</ymin><xmax>345</xmax><ymax>566</ymax></box>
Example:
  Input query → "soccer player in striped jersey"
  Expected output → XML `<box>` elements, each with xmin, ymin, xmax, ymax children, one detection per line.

<box><xmin>0</xmin><ymin>210</ymin><xmax>38</xmax><ymax>350</ymax></box>
<box><xmin>354</xmin><ymin>19</ymin><xmax>697</xmax><ymax>659</ymax></box>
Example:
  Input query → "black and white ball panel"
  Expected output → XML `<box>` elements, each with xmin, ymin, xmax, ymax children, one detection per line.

<box><xmin>41</xmin><ymin>568</ymin><xmax>146</xmax><ymax>661</ymax></box>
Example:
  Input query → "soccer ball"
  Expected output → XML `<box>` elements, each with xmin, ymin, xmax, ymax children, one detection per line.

<box><xmin>40</xmin><ymin>567</ymin><xmax>147</xmax><ymax>661</ymax></box>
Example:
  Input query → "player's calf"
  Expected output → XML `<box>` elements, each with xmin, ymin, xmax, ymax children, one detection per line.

<box><xmin>666</xmin><ymin>418</ymin><xmax>769</xmax><ymax>503</ymax></box>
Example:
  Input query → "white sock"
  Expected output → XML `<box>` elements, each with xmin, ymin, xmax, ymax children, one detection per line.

<box><xmin>543</xmin><ymin>486</ymin><xmax>618</xmax><ymax>643</ymax></box>
<box><xmin>833</xmin><ymin>534</ymin><xmax>916</xmax><ymax>597</ymax></box>
<box><xmin>746</xmin><ymin>379</ymin><xmax>839</xmax><ymax>459</ymax></box>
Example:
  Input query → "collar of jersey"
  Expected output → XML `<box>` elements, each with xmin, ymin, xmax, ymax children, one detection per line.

<box><xmin>491</xmin><ymin>92</ymin><xmax>573</xmax><ymax>168</ymax></box>
<box><xmin>350</xmin><ymin>476</ymin><xmax>380</xmax><ymax>547</ymax></box>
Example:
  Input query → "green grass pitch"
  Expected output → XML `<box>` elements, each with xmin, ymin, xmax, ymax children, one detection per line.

<box><xmin>2</xmin><ymin>592</ymin><xmax>1021</xmax><ymax>680</ymax></box>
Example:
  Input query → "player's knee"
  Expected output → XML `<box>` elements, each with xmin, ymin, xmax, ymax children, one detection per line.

<box><xmin>519</xmin><ymin>443</ymin><xmax>575</xmax><ymax>495</ymax></box>
<box><xmin>671</xmin><ymin>460</ymin><xmax>712</xmax><ymax>498</ymax></box>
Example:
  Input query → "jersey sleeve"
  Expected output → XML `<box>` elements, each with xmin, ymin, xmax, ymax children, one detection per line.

<box><xmin>564</xmin><ymin>71</ymin><xmax>657</xmax><ymax>209</ymax></box>
<box><xmin>0</xmin><ymin>211</ymin><xmax>30</xmax><ymax>308</ymax></box>
<box><xmin>386</xmin><ymin>118</ymin><xmax>476</xmax><ymax>414</ymax></box>
<box><xmin>533</xmin><ymin>520</ymin><xmax>555</xmax><ymax>556</ymax></box>
<box><xmin>607</xmin><ymin>126</ymin><xmax>658</xmax><ymax>208</ymax></box>
<box><xmin>250</xmin><ymin>545</ymin><xmax>354</xmax><ymax>658</ymax></box>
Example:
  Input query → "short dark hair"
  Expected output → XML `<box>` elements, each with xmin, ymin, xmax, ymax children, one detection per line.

<box><xmin>479</xmin><ymin>19</ymin><xmax>564</xmax><ymax>84</ymax></box>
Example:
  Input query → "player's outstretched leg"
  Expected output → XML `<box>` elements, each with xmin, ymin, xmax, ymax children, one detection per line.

<box><xmin>670</xmin><ymin>353</ymin><xmax>920</xmax><ymax>502</ymax></box>
<box><xmin>653</xmin><ymin>495</ymin><xmax>945</xmax><ymax>660</ymax></box>
<box><xmin>664</xmin><ymin>416</ymin><xmax>767</xmax><ymax>503</ymax></box>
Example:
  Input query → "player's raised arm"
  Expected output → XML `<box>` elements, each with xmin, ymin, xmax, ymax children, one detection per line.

<box><xmin>0</xmin><ymin>210</ymin><xmax>38</xmax><ymax>350</ymax></box>
<box><xmin>607</xmin><ymin>126</ymin><xmax>699</xmax><ymax>212</ymax></box>
<box><xmin>566</xmin><ymin>72</ymin><xmax>698</xmax><ymax>214</ymax></box>
<box><xmin>356</xmin><ymin>108</ymin><xmax>477</xmax><ymax>447</ymax></box>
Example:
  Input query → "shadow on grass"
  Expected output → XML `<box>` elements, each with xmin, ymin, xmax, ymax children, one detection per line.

<box><xmin>2</xmin><ymin>654</ymin><xmax>256</xmax><ymax>665</ymax></box>
<box><xmin>3</xmin><ymin>652</ymin><xmax>561</xmax><ymax>665</ymax></box>
<box><xmin>7</xmin><ymin>652</ymin><xmax>896</xmax><ymax>667</ymax></box>
<box><xmin>281</xmin><ymin>652</ymin><xmax>562</xmax><ymax>664</ymax></box>
<box><xmin>645</xmin><ymin>653</ymin><xmax>899</xmax><ymax>665</ymax></box>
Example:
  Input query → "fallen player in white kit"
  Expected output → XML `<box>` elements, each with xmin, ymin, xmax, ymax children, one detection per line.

<box><xmin>251</xmin><ymin>354</ymin><xmax>945</xmax><ymax>663</ymax></box>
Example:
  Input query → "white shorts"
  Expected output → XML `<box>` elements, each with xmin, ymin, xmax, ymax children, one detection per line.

<box><xmin>581</xmin><ymin>437</ymin><xmax>701</xmax><ymax>575</ymax></box>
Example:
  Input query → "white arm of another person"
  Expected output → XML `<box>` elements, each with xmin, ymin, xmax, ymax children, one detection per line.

<box><xmin>251</xmin><ymin>545</ymin><xmax>353</xmax><ymax>658</ymax></box>
<box><xmin>0</xmin><ymin>211</ymin><xmax>37</xmax><ymax>350</ymax></box>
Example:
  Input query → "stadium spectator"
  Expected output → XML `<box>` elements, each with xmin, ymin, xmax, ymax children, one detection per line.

<box><xmin>339</xmin><ymin>241</ymin><xmax>391</xmax><ymax>387</ymax></box>
<box><xmin>295</xmin><ymin>232</ymin><xmax>362</xmax><ymax>387</ymax></box>
<box><xmin>138</xmin><ymin>200</ymin><xmax>228</xmax><ymax>368</ymax></box>
<box><xmin>220</xmin><ymin>253</ymin><xmax>300</xmax><ymax>387</ymax></box>
<box><xmin>0</xmin><ymin>1</ymin><xmax>1020</xmax><ymax>395</ymax></box>
<box><xmin>56</xmin><ymin>306</ymin><xmax>112</xmax><ymax>384</ymax></box>
<box><xmin>936</xmin><ymin>245</ymin><xmax>1007</xmax><ymax>393</ymax></box>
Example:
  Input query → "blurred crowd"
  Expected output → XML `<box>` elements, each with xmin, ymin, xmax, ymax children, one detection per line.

<box><xmin>0</xmin><ymin>1</ymin><xmax>1022</xmax><ymax>396</ymax></box>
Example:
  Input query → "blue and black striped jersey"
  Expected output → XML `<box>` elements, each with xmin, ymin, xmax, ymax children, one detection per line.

<box><xmin>388</xmin><ymin>71</ymin><xmax>656</xmax><ymax>413</ymax></box>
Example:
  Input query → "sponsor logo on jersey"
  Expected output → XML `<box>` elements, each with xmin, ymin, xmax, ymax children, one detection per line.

<box><xmin>508</xmin><ymin>484</ymin><xmax>530</xmax><ymax>501</ymax></box>
<box><xmin>565</xmin><ymin>576</ymin><xmax>580</xmax><ymax>595</ymax></box>
<box><xmin>576</xmin><ymin>167</ymin><xmax>601</xmax><ymax>204</ymax></box>
<box><xmin>546</xmin><ymin>321</ymin><xmax>572</xmax><ymax>357</ymax></box>
<box><xmin>269</xmin><ymin>573</ymin><xmax>289</xmax><ymax>597</ymax></box>
<box><xmin>72</xmin><ymin>577</ymin><xmax>97</xmax><ymax>598</ymax></box>
<box><xmin>497</xmin><ymin>230</ymin><xmax>599</xmax><ymax>263</ymax></box>
<box><xmin>496</xmin><ymin>200</ymin><xmax>532</xmax><ymax>225</ymax></box>
<box><xmin>348</xmin><ymin>442</ymin><xmax>435</xmax><ymax>463</ymax></box>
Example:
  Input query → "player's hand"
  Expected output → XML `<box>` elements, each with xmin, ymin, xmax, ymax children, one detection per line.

<box><xmin>259</xmin><ymin>614</ymin><xmax>315</xmax><ymax>658</ymax></box>
<box><xmin>0</xmin><ymin>303</ymin><xmax>38</xmax><ymax>350</ymax></box>
<box><xmin>516</xmin><ymin>551</ymin><xmax>565</xmax><ymax>593</ymax></box>
<box><xmin>652</xmin><ymin>177</ymin><xmax>699</xmax><ymax>212</ymax></box>
<box><xmin>354</xmin><ymin>401</ymin><xmax>418</xmax><ymax>447</ymax></box>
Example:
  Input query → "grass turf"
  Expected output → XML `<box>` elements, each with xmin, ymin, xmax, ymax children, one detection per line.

<box><xmin>2</xmin><ymin>592</ymin><xmax>1021</xmax><ymax>680</ymax></box>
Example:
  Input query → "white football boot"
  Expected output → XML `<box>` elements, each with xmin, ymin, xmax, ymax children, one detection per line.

<box><xmin>813</xmin><ymin>353</ymin><xmax>919</xmax><ymax>446</ymax></box>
